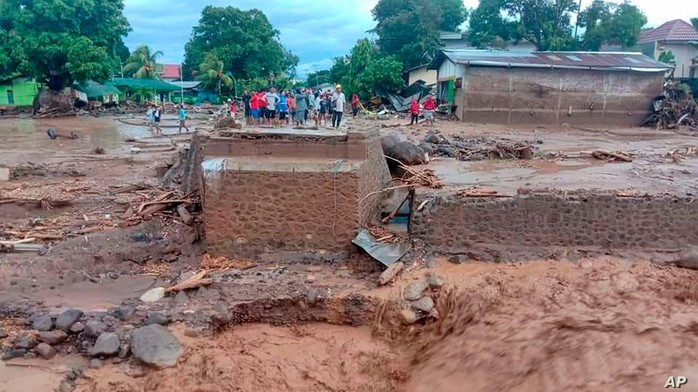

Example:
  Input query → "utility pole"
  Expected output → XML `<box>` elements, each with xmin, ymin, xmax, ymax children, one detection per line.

<box><xmin>574</xmin><ymin>0</ymin><xmax>583</xmax><ymax>39</ymax></box>
<box><xmin>179</xmin><ymin>63</ymin><xmax>184</xmax><ymax>104</ymax></box>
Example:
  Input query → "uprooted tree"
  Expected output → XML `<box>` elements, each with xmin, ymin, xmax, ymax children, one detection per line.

<box><xmin>0</xmin><ymin>0</ymin><xmax>130</xmax><ymax>92</ymax></box>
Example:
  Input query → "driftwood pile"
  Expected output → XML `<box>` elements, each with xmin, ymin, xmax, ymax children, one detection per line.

<box><xmin>423</xmin><ymin>134</ymin><xmax>539</xmax><ymax>161</ymax></box>
<box><xmin>120</xmin><ymin>187</ymin><xmax>199</xmax><ymax>227</ymax></box>
<box><xmin>33</xmin><ymin>107</ymin><xmax>77</xmax><ymax>119</ymax></box>
<box><xmin>368</xmin><ymin>225</ymin><xmax>402</xmax><ymax>244</ymax></box>
<box><xmin>640</xmin><ymin>82</ymin><xmax>698</xmax><ymax>130</ymax></box>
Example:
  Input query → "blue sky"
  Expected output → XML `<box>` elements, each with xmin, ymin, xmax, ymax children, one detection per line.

<box><xmin>123</xmin><ymin>0</ymin><xmax>698</xmax><ymax>78</ymax></box>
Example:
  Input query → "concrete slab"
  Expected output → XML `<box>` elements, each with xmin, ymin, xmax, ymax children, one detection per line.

<box><xmin>202</xmin><ymin>156</ymin><xmax>364</xmax><ymax>173</ymax></box>
<box><xmin>219</xmin><ymin>126</ymin><xmax>346</xmax><ymax>138</ymax></box>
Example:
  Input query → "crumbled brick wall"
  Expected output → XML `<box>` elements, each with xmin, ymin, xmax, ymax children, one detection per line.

<box><xmin>460</xmin><ymin>67</ymin><xmax>663</xmax><ymax>125</ymax></box>
<box><xmin>412</xmin><ymin>192</ymin><xmax>698</xmax><ymax>254</ymax></box>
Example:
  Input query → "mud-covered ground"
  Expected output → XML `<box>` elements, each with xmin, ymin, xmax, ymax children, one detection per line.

<box><xmin>1</xmin><ymin>115</ymin><xmax>698</xmax><ymax>392</ymax></box>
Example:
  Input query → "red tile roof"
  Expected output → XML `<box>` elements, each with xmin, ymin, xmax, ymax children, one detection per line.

<box><xmin>639</xmin><ymin>19</ymin><xmax>698</xmax><ymax>43</ymax></box>
<box><xmin>161</xmin><ymin>64</ymin><xmax>181</xmax><ymax>79</ymax></box>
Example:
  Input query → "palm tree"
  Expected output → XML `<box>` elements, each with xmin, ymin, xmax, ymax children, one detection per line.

<box><xmin>691</xmin><ymin>17</ymin><xmax>698</xmax><ymax>30</ymax></box>
<box><xmin>197</xmin><ymin>53</ymin><xmax>233</xmax><ymax>94</ymax></box>
<box><xmin>124</xmin><ymin>45</ymin><xmax>163</xmax><ymax>79</ymax></box>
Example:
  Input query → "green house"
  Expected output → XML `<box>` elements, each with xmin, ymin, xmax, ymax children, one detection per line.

<box><xmin>0</xmin><ymin>77</ymin><xmax>40</xmax><ymax>107</ymax></box>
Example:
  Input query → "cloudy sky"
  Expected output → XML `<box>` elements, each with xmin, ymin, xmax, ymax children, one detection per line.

<box><xmin>123</xmin><ymin>0</ymin><xmax>698</xmax><ymax>77</ymax></box>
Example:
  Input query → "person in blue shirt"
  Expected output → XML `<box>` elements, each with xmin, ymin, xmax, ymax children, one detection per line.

<box><xmin>277</xmin><ymin>92</ymin><xmax>289</xmax><ymax>126</ymax></box>
<box><xmin>178</xmin><ymin>104</ymin><xmax>189</xmax><ymax>133</ymax></box>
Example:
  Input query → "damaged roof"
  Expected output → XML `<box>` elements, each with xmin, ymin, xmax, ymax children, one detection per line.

<box><xmin>428</xmin><ymin>49</ymin><xmax>672</xmax><ymax>72</ymax></box>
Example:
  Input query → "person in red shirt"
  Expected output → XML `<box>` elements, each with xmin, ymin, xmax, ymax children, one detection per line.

<box><xmin>249</xmin><ymin>90</ymin><xmax>261</xmax><ymax>125</ymax></box>
<box><xmin>409</xmin><ymin>98</ymin><xmax>420</xmax><ymax>126</ymax></box>
<box><xmin>228</xmin><ymin>99</ymin><xmax>236</xmax><ymax>118</ymax></box>
<box><xmin>258</xmin><ymin>91</ymin><xmax>268</xmax><ymax>125</ymax></box>
<box><xmin>423</xmin><ymin>95</ymin><xmax>436</xmax><ymax>126</ymax></box>
<box><xmin>351</xmin><ymin>94</ymin><xmax>360</xmax><ymax>117</ymax></box>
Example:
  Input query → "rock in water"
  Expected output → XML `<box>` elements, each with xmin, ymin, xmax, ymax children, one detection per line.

<box><xmin>384</xmin><ymin>141</ymin><xmax>426</xmax><ymax>166</ymax></box>
<box><xmin>379</xmin><ymin>262</ymin><xmax>404</xmax><ymax>286</ymax></box>
<box><xmin>411</xmin><ymin>296</ymin><xmax>435</xmax><ymax>313</ymax></box>
<box><xmin>2</xmin><ymin>349</ymin><xmax>26</xmax><ymax>360</ymax></box>
<box><xmin>84</xmin><ymin>320</ymin><xmax>106</xmax><ymax>338</ymax></box>
<box><xmin>140</xmin><ymin>287</ymin><xmax>166</xmax><ymax>303</ymax></box>
<box><xmin>403</xmin><ymin>281</ymin><xmax>430</xmax><ymax>301</ymax></box>
<box><xmin>675</xmin><ymin>248</ymin><xmax>698</xmax><ymax>270</ymax></box>
<box><xmin>39</xmin><ymin>330</ymin><xmax>69</xmax><ymax>345</ymax></box>
<box><xmin>426</xmin><ymin>274</ymin><xmax>444</xmax><ymax>288</ymax></box>
<box><xmin>35</xmin><ymin>343</ymin><xmax>57</xmax><ymax>360</ymax></box>
<box><xmin>32</xmin><ymin>314</ymin><xmax>53</xmax><ymax>332</ymax></box>
<box><xmin>381</xmin><ymin>133</ymin><xmax>402</xmax><ymax>151</ymax></box>
<box><xmin>130</xmin><ymin>324</ymin><xmax>182</xmax><ymax>368</ymax></box>
<box><xmin>89</xmin><ymin>333</ymin><xmax>120</xmax><ymax>357</ymax></box>
<box><xmin>400</xmin><ymin>309</ymin><xmax>419</xmax><ymax>325</ymax></box>
<box><xmin>56</xmin><ymin>309</ymin><xmax>83</xmax><ymax>331</ymax></box>
<box><xmin>423</xmin><ymin>131</ymin><xmax>440</xmax><ymax>144</ymax></box>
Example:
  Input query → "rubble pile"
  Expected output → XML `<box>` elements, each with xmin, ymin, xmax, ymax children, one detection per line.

<box><xmin>641</xmin><ymin>81</ymin><xmax>698</xmax><ymax>130</ymax></box>
<box><xmin>420</xmin><ymin>131</ymin><xmax>540</xmax><ymax>161</ymax></box>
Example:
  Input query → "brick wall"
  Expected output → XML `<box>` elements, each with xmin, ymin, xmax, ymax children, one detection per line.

<box><xmin>412</xmin><ymin>192</ymin><xmax>698</xmax><ymax>254</ymax></box>
<box><xmin>460</xmin><ymin>67</ymin><xmax>664</xmax><ymax>125</ymax></box>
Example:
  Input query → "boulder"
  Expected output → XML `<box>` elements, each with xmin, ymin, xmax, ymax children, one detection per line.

<box><xmin>381</xmin><ymin>133</ymin><xmax>402</xmax><ymax>151</ymax></box>
<box><xmin>403</xmin><ymin>281</ymin><xmax>429</xmax><ymax>301</ymax></box>
<box><xmin>140</xmin><ymin>287</ymin><xmax>166</xmax><ymax>303</ymax></box>
<box><xmin>89</xmin><ymin>359</ymin><xmax>103</xmax><ymax>369</ymax></box>
<box><xmin>426</xmin><ymin>274</ymin><xmax>444</xmax><ymax>288</ymax></box>
<box><xmin>411</xmin><ymin>296</ymin><xmax>435</xmax><ymax>313</ymax></box>
<box><xmin>69</xmin><ymin>322</ymin><xmax>85</xmax><ymax>334</ymax></box>
<box><xmin>422</xmin><ymin>132</ymin><xmax>440</xmax><ymax>144</ymax></box>
<box><xmin>32</xmin><ymin>314</ymin><xmax>53</xmax><ymax>332</ymax></box>
<box><xmin>112</xmin><ymin>305</ymin><xmax>135</xmax><ymax>321</ymax></box>
<box><xmin>39</xmin><ymin>330</ymin><xmax>69</xmax><ymax>345</ymax></box>
<box><xmin>384</xmin><ymin>141</ymin><xmax>426</xmax><ymax>166</ymax></box>
<box><xmin>419</xmin><ymin>142</ymin><xmax>437</xmax><ymax>155</ymax></box>
<box><xmin>400</xmin><ymin>308</ymin><xmax>419</xmax><ymax>325</ymax></box>
<box><xmin>145</xmin><ymin>312</ymin><xmax>170</xmax><ymax>326</ymax></box>
<box><xmin>675</xmin><ymin>248</ymin><xmax>698</xmax><ymax>270</ymax></box>
<box><xmin>2</xmin><ymin>349</ymin><xmax>26</xmax><ymax>360</ymax></box>
<box><xmin>35</xmin><ymin>343</ymin><xmax>57</xmax><ymax>360</ymax></box>
<box><xmin>14</xmin><ymin>333</ymin><xmax>38</xmax><ymax>350</ymax></box>
<box><xmin>89</xmin><ymin>333</ymin><xmax>120</xmax><ymax>357</ymax></box>
<box><xmin>130</xmin><ymin>324</ymin><xmax>182</xmax><ymax>368</ymax></box>
<box><xmin>55</xmin><ymin>309</ymin><xmax>83</xmax><ymax>331</ymax></box>
<box><xmin>83</xmin><ymin>320</ymin><xmax>106</xmax><ymax>338</ymax></box>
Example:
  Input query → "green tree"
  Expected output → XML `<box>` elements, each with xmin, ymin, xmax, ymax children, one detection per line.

<box><xmin>468</xmin><ymin>0</ymin><xmax>518</xmax><ymax>48</ymax></box>
<box><xmin>578</xmin><ymin>0</ymin><xmax>646</xmax><ymax>51</ymax></box>
<box><xmin>0</xmin><ymin>0</ymin><xmax>130</xmax><ymax>90</ymax></box>
<box><xmin>372</xmin><ymin>0</ymin><xmax>468</xmax><ymax>69</ymax></box>
<box><xmin>183</xmin><ymin>6</ymin><xmax>298</xmax><ymax>81</ymax></box>
<box><xmin>503</xmin><ymin>0</ymin><xmax>578</xmax><ymax>50</ymax></box>
<box><xmin>197</xmin><ymin>53</ymin><xmax>233</xmax><ymax>94</ymax></box>
<box><xmin>691</xmin><ymin>18</ymin><xmax>698</xmax><ymax>30</ymax></box>
<box><xmin>659</xmin><ymin>51</ymin><xmax>675</xmax><ymax>64</ymax></box>
<box><xmin>341</xmin><ymin>39</ymin><xmax>404</xmax><ymax>99</ymax></box>
<box><xmin>330</xmin><ymin>56</ymin><xmax>351</xmax><ymax>87</ymax></box>
<box><xmin>124</xmin><ymin>45</ymin><xmax>163</xmax><ymax>79</ymax></box>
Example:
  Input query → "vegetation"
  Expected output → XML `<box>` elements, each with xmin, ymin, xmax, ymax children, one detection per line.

<box><xmin>0</xmin><ymin>0</ymin><xmax>130</xmax><ymax>90</ymax></box>
<box><xmin>197</xmin><ymin>53</ymin><xmax>233</xmax><ymax>94</ymax></box>
<box><xmin>305</xmin><ymin>70</ymin><xmax>331</xmax><ymax>88</ymax></box>
<box><xmin>124</xmin><ymin>45</ymin><xmax>163</xmax><ymax>80</ymax></box>
<box><xmin>468</xmin><ymin>0</ymin><xmax>518</xmax><ymax>48</ymax></box>
<box><xmin>371</xmin><ymin>0</ymin><xmax>468</xmax><ymax>69</ymax></box>
<box><xmin>182</xmin><ymin>6</ymin><xmax>298</xmax><ymax>82</ymax></box>
<box><xmin>330</xmin><ymin>39</ymin><xmax>404</xmax><ymax>99</ymax></box>
<box><xmin>692</xmin><ymin>18</ymin><xmax>698</xmax><ymax>30</ymax></box>
<box><xmin>659</xmin><ymin>51</ymin><xmax>676</xmax><ymax>64</ymax></box>
<box><xmin>578</xmin><ymin>0</ymin><xmax>647</xmax><ymax>51</ymax></box>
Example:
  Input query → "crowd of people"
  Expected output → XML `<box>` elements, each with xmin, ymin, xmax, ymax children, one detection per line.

<box><xmin>230</xmin><ymin>84</ymin><xmax>353</xmax><ymax>129</ymax></box>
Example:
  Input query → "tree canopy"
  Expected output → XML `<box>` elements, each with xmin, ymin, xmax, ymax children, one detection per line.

<box><xmin>372</xmin><ymin>0</ymin><xmax>468</xmax><ymax>69</ymax></box>
<box><xmin>197</xmin><ymin>53</ymin><xmax>234</xmax><ymax>94</ymax></box>
<box><xmin>183</xmin><ymin>6</ymin><xmax>298</xmax><ymax>82</ymax></box>
<box><xmin>332</xmin><ymin>39</ymin><xmax>403</xmax><ymax>99</ymax></box>
<box><xmin>0</xmin><ymin>0</ymin><xmax>130</xmax><ymax>90</ymax></box>
<box><xmin>578</xmin><ymin>0</ymin><xmax>647</xmax><ymax>51</ymax></box>
<box><xmin>124</xmin><ymin>45</ymin><xmax>162</xmax><ymax>80</ymax></box>
<box><xmin>468</xmin><ymin>0</ymin><xmax>518</xmax><ymax>48</ymax></box>
<box><xmin>305</xmin><ymin>70</ymin><xmax>331</xmax><ymax>87</ymax></box>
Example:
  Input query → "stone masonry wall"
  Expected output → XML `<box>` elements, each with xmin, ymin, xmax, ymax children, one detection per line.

<box><xmin>357</xmin><ymin>130</ymin><xmax>392</xmax><ymax>226</ymax></box>
<box><xmin>412</xmin><ymin>192</ymin><xmax>698</xmax><ymax>254</ymax></box>
<box><xmin>205</xmin><ymin>170</ymin><xmax>362</xmax><ymax>258</ymax></box>
<box><xmin>461</xmin><ymin>67</ymin><xmax>664</xmax><ymax>126</ymax></box>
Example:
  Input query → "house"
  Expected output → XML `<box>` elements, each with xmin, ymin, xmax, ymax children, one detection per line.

<box><xmin>158</xmin><ymin>64</ymin><xmax>182</xmax><ymax>81</ymax></box>
<box><xmin>0</xmin><ymin>77</ymin><xmax>40</xmax><ymax>107</ymax></box>
<box><xmin>427</xmin><ymin>49</ymin><xmax>671</xmax><ymax>125</ymax></box>
<box><xmin>77</xmin><ymin>81</ymin><xmax>122</xmax><ymax>104</ymax></box>
<box><xmin>167</xmin><ymin>81</ymin><xmax>203</xmax><ymax>104</ymax></box>
<box><xmin>109</xmin><ymin>78</ymin><xmax>181</xmax><ymax>103</ymax></box>
<box><xmin>404</xmin><ymin>65</ymin><xmax>438</xmax><ymax>88</ymax></box>
<box><xmin>639</xmin><ymin>19</ymin><xmax>698</xmax><ymax>78</ymax></box>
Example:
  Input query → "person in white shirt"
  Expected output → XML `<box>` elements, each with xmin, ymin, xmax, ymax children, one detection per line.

<box><xmin>331</xmin><ymin>85</ymin><xmax>346</xmax><ymax>128</ymax></box>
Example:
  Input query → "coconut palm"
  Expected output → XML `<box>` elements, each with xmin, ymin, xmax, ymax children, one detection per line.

<box><xmin>197</xmin><ymin>53</ymin><xmax>233</xmax><ymax>94</ymax></box>
<box><xmin>124</xmin><ymin>45</ymin><xmax>163</xmax><ymax>79</ymax></box>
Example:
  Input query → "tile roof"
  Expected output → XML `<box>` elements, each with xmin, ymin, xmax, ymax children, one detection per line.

<box><xmin>639</xmin><ymin>19</ymin><xmax>698</xmax><ymax>43</ymax></box>
<box><xmin>429</xmin><ymin>49</ymin><xmax>672</xmax><ymax>72</ymax></box>
<box><xmin>160</xmin><ymin>64</ymin><xmax>181</xmax><ymax>79</ymax></box>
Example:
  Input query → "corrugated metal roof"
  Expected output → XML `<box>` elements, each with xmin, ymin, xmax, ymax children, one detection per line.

<box><xmin>431</xmin><ymin>49</ymin><xmax>672</xmax><ymax>72</ymax></box>
<box><xmin>167</xmin><ymin>81</ymin><xmax>203</xmax><ymax>89</ymax></box>
<box><xmin>639</xmin><ymin>19</ymin><xmax>698</xmax><ymax>43</ymax></box>
<box><xmin>75</xmin><ymin>81</ymin><xmax>122</xmax><ymax>98</ymax></box>
<box><xmin>110</xmin><ymin>78</ymin><xmax>181</xmax><ymax>92</ymax></box>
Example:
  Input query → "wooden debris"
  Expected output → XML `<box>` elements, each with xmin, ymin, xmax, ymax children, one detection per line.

<box><xmin>165</xmin><ymin>270</ymin><xmax>213</xmax><ymax>293</ymax></box>
<box><xmin>456</xmin><ymin>188</ymin><xmax>507</xmax><ymax>198</ymax></box>
<box><xmin>591</xmin><ymin>150</ymin><xmax>633</xmax><ymax>162</ymax></box>
<box><xmin>368</xmin><ymin>226</ymin><xmax>401</xmax><ymax>244</ymax></box>
<box><xmin>0</xmin><ymin>197</ymin><xmax>73</xmax><ymax>210</ymax></box>
<box><xmin>201</xmin><ymin>254</ymin><xmax>256</xmax><ymax>270</ymax></box>
<box><xmin>381</xmin><ymin>194</ymin><xmax>409</xmax><ymax>224</ymax></box>
<box><xmin>0</xmin><ymin>243</ymin><xmax>46</xmax><ymax>253</ymax></box>
<box><xmin>641</xmin><ymin>81</ymin><xmax>698</xmax><ymax>129</ymax></box>
<box><xmin>417</xmin><ymin>199</ymin><xmax>431</xmax><ymax>211</ymax></box>
<box><xmin>379</xmin><ymin>261</ymin><xmax>404</xmax><ymax>286</ymax></box>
